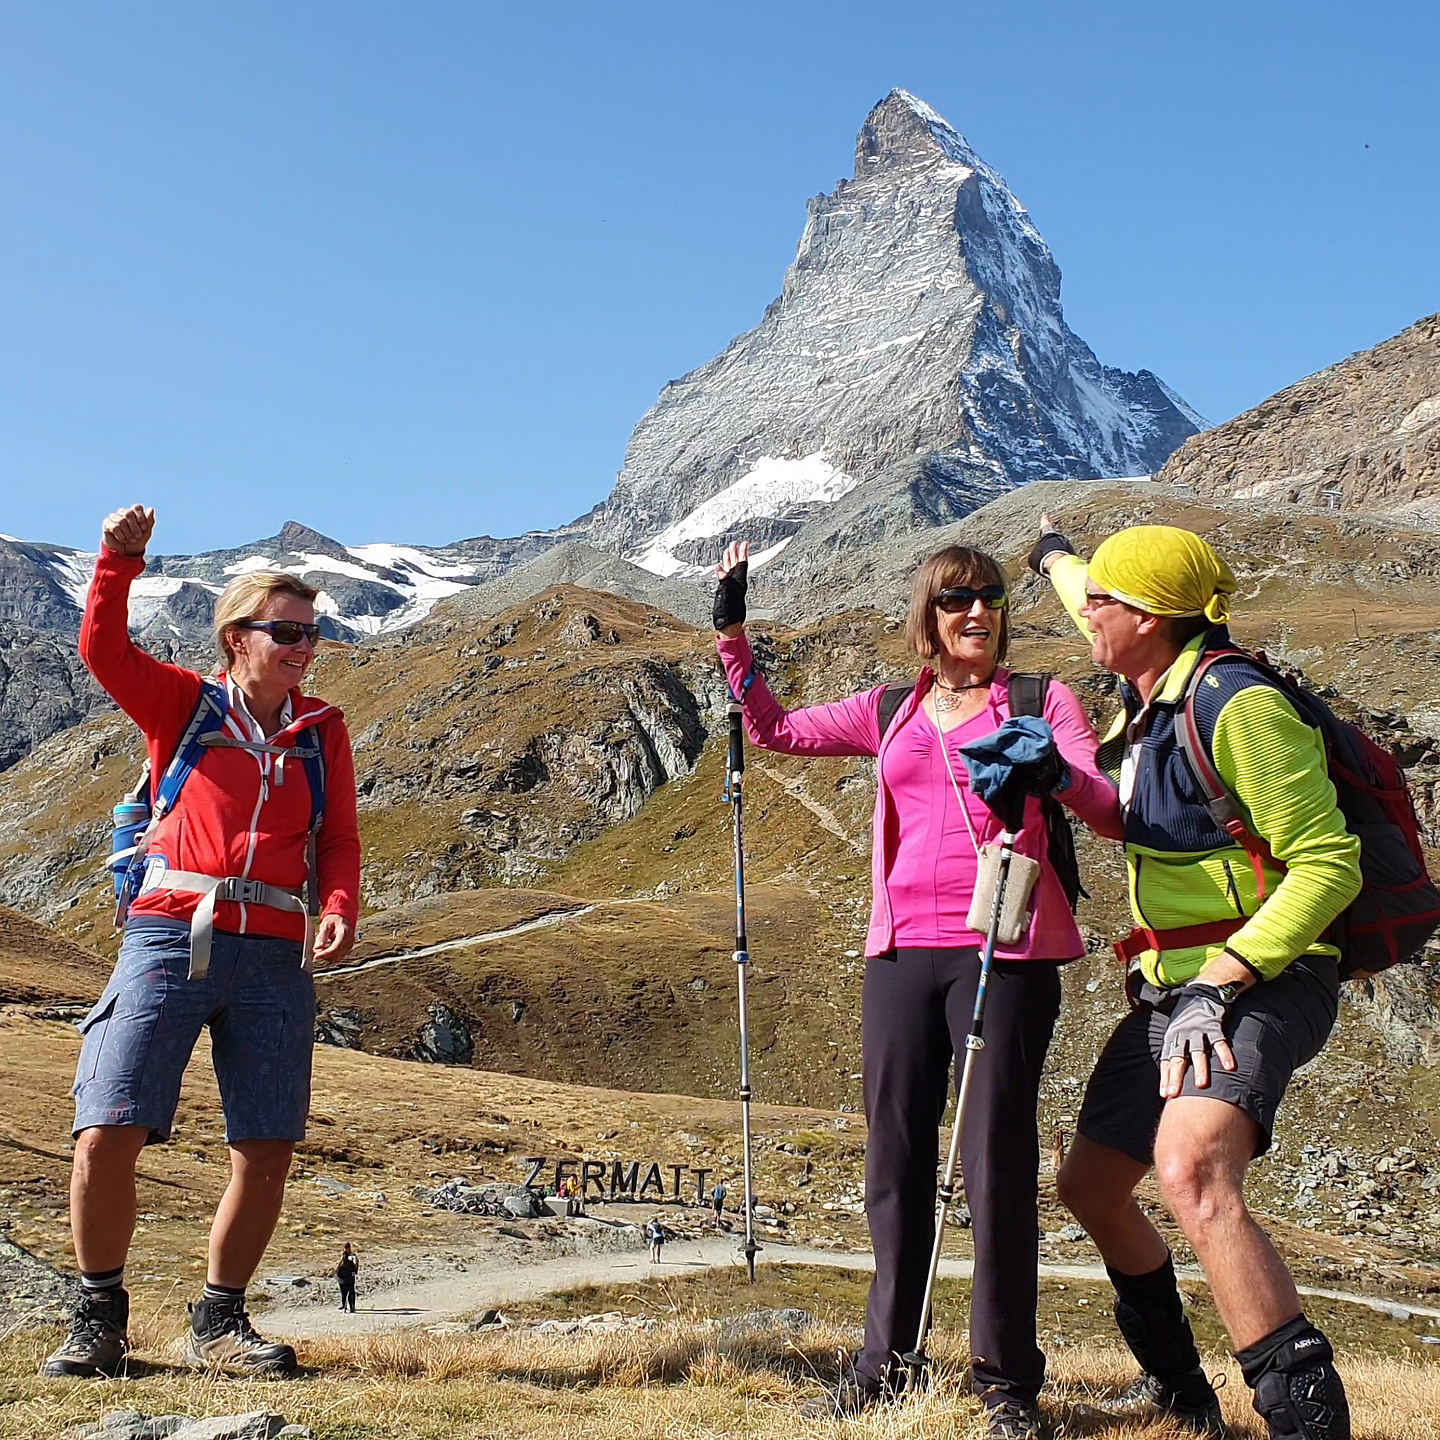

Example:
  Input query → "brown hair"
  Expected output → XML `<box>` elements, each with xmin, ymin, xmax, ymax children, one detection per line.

<box><xmin>213</xmin><ymin>571</ymin><xmax>320</xmax><ymax>668</ymax></box>
<box><xmin>904</xmin><ymin>545</ymin><xmax>1010</xmax><ymax>664</ymax></box>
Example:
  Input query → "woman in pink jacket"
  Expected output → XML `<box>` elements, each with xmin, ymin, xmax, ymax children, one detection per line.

<box><xmin>714</xmin><ymin>540</ymin><xmax>1121</xmax><ymax>1439</ymax></box>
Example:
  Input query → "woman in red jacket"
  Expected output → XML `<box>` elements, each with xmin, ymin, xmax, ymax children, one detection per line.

<box><xmin>43</xmin><ymin>505</ymin><xmax>361</xmax><ymax>1381</ymax></box>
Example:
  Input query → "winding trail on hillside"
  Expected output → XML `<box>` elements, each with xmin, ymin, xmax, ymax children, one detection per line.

<box><xmin>266</xmin><ymin>1238</ymin><xmax>1440</xmax><ymax>1341</ymax></box>
<box><xmin>315</xmin><ymin>906</ymin><xmax>602</xmax><ymax>980</ymax></box>
<box><xmin>751</xmin><ymin>760</ymin><xmax>868</xmax><ymax>856</ymax></box>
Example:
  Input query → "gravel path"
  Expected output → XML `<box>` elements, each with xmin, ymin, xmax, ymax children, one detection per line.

<box><xmin>263</xmin><ymin>1238</ymin><xmax>1440</xmax><ymax>1341</ymax></box>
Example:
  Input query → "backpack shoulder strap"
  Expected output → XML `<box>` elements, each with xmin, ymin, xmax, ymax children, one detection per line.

<box><xmin>876</xmin><ymin>683</ymin><xmax>912</xmax><ymax>742</ymax></box>
<box><xmin>1003</xmin><ymin>673</ymin><xmax>1089</xmax><ymax>909</ymax></box>
<box><xmin>296</xmin><ymin>719</ymin><xmax>328</xmax><ymax>833</ymax></box>
<box><xmin>151</xmin><ymin>680</ymin><xmax>229</xmax><ymax>821</ymax></box>
<box><xmin>294</xmin><ymin>715</ymin><xmax>330</xmax><ymax>916</ymax></box>
<box><xmin>1178</xmin><ymin>650</ymin><xmax>1283</xmax><ymax>895</ymax></box>
<box><xmin>1005</xmin><ymin>672</ymin><xmax>1051</xmax><ymax>718</ymax></box>
<box><xmin>1177</xmin><ymin>650</ymin><xmax>1283</xmax><ymax>836</ymax></box>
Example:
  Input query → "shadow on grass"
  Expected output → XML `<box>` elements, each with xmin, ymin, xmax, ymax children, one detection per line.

<box><xmin>479</xmin><ymin>1333</ymin><xmax>852</xmax><ymax>1391</ymax></box>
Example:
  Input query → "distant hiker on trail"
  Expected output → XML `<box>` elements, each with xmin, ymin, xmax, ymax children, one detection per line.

<box><xmin>711</xmin><ymin>1181</ymin><xmax>726</xmax><ymax>1221</ymax></box>
<box><xmin>714</xmin><ymin>539</ymin><xmax>1122</xmax><ymax>1439</ymax></box>
<box><xmin>336</xmin><ymin>1243</ymin><xmax>359</xmax><ymax>1313</ymax></box>
<box><xmin>646</xmin><ymin>1217</ymin><xmax>665</xmax><ymax>1263</ymax></box>
<box><xmin>43</xmin><ymin>504</ymin><xmax>361</xmax><ymax>1382</ymax></box>
<box><xmin>1033</xmin><ymin>519</ymin><xmax>1365</xmax><ymax>1440</ymax></box>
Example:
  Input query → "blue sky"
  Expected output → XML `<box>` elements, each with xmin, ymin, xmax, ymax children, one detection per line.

<box><xmin>2</xmin><ymin>2</ymin><xmax>1436</xmax><ymax>554</ymax></box>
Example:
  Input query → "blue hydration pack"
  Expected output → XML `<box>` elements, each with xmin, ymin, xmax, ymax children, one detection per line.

<box><xmin>110</xmin><ymin>680</ymin><xmax>327</xmax><ymax>925</ymax></box>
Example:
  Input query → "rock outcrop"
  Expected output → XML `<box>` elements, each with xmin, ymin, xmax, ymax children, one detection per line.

<box><xmin>0</xmin><ymin>626</ymin><xmax>108</xmax><ymax>772</ymax></box>
<box><xmin>1157</xmin><ymin>311</ymin><xmax>1440</xmax><ymax>520</ymax></box>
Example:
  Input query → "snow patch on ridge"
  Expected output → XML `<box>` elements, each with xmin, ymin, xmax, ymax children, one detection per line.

<box><xmin>347</xmin><ymin>543</ymin><xmax>478</xmax><ymax>579</ymax></box>
<box><xmin>628</xmin><ymin>454</ymin><xmax>857</xmax><ymax>578</ymax></box>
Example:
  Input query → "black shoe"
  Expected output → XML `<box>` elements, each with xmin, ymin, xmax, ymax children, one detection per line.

<box><xmin>984</xmin><ymin>1399</ymin><xmax>1042</xmax><ymax>1439</ymax></box>
<box><xmin>1091</xmin><ymin>1370</ymin><xmax>1226</xmax><ymax>1436</ymax></box>
<box><xmin>40</xmin><ymin>1288</ymin><xmax>130</xmax><ymax>1378</ymax></box>
<box><xmin>184</xmin><ymin>1296</ymin><xmax>297</xmax><ymax>1376</ymax></box>
<box><xmin>800</xmin><ymin>1375</ymin><xmax>883</xmax><ymax>1420</ymax></box>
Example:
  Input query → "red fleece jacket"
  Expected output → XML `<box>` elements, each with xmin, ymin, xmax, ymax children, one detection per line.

<box><xmin>80</xmin><ymin>548</ymin><xmax>361</xmax><ymax>941</ymax></box>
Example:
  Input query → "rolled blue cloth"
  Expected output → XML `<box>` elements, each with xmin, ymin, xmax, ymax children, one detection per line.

<box><xmin>959</xmin><ymin>716</ymin><xmax>1055</xmax><ymax>819</ymax></box>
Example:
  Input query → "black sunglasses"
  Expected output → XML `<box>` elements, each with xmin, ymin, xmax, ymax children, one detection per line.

<box><xmin>934</xmin><ymin>585</ymin><xmax>1008</xmax><ymax>613</ymax></box>
<box><xmin>237</xmin><ymin>619</ymin><xmax>322</xmax><ymax>646</ymax></box>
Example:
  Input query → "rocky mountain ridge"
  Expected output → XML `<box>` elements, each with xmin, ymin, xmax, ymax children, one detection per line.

<box><xmin>1158</xmin><ymin>310</ymin><xmax>1440</xmax><ymax>520</ymax></box>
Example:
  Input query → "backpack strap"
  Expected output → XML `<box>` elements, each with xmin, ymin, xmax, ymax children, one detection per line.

<box><xmin>1005</xmin><ymin>672</ymin><xmax>1050</xmax><ymax>719</ymax></box>
<box><xmin>295</xmin><ymin>721</ymin><xmax>328</xmax><ymax>916</ymax></box>
<box><xmin>877</xmin><ymin>683</ymin><xmax>911</xmax><ymax>742</ymax></box>
<box><xmin>151</xmin><ymin>680</ymin><xmax>230</xmax><ymax>819</ymax></box>
<box><xmin>1177</xmin><ymin>650</ymin><xmax>1281</xmax><ymax>899</ymax></box>
<box><xmin>1006</xmin><ymin>673</ymin><xmax>1088</xmax><ymax>912</ymax></box>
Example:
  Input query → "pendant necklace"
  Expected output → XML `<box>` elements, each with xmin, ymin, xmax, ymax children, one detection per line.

<box><xmin>933</xmin><ymin>677</ymin><xmax>989</xmax><ymax>714</ymax></box>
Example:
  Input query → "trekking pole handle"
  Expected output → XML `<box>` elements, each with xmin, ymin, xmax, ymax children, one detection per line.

<box><xmin>727</xmin><ymin>702</ymin><xmax>745</xmax><ymax>776</ymax></box>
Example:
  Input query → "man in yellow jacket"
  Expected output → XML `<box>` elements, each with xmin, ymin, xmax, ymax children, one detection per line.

<box><xmin>1031</xmin><ymin>521</ymin><xmax>1359</xmax><ymax>1440</ymax></box>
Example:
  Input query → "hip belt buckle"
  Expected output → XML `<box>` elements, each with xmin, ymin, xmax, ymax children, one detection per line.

<box><xmin>217</xmin><ymin>877</ymin><xmax>267</xmax><ymax>905</ymax></box>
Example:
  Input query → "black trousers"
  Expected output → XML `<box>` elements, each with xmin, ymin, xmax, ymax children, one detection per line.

<box><xmin>338</xmin><ymin>1278</ymin><xmax>356</xmax><ymax>1312</ymax></box>
<box><xmin>858</xmin><ymin>948</ymin><xmax>1061</xmax><ymax>1406</ymax></box>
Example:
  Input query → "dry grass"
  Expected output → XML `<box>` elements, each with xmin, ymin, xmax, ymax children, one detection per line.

<box><xmin>3</xmin><ymin>1316</ymin><xmax>1440</xmax><ymax>1439</ymax></box>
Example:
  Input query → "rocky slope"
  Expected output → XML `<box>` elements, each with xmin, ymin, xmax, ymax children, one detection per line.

<box><xmin>1157</xmin><ymin>311</ymin><xmax>1440</xmax><ymax>520</ymax></box>
<box><xmin>586</xmin><ymin>89</ymin><xmax>1202</xmax><ymax>577</ymax></box>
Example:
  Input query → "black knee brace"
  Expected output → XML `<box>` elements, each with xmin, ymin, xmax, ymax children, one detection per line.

<box><xmin>1107</xmin><ymin>1255</ymin><xmax>1204</xmax><ymax>1381</ymax></box>
<box><xmin>1237</xmin><ymin>1316</ymin><xmax>1350</xmax><ymax>1440</ymax></box>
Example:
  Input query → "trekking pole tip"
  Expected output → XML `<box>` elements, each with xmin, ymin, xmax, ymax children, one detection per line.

<box><xmin>901</xmin><ymin>1349</ymin><xmax>927</xmax><ymax>1390</ymax></box>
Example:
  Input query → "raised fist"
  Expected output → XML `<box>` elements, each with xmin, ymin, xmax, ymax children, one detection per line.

<box><xmin>101</xmin><ymin>505</ymin><xmax>155</xmax><ymax>557</ymax></box>
<box><xmin>713</xmin><ymin>539</ymin><xmax>751</xmax><ymax>633</ymax></box>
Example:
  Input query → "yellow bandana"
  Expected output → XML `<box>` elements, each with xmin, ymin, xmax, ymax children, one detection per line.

<box><xmin>1089</xmin><ymin>526</ymin><xmax>1236</xmax><ymax>624</ymax></box>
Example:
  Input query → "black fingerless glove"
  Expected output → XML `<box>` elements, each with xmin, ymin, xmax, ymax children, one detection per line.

<box><xmin>713</xmin><ymin>560</ymin><xmax>749</xmax><ymax>631</ymax></box>
<box><xmin>1027</xmin><ymin>531</ymin><xmax>1076</xmax><ymax>576</ymax></box>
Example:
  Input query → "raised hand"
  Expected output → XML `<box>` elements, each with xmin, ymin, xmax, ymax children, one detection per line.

<box><xmin>101</xmin><ymin>505</ymin><xmax>156</xmax><ymax>557</ymax></box>
<box><xmin>713</xmin><ymin>540</ymin><xmax>751</xmax><ymax>635</ymax></box>
<box><xmin>1027</xmin><ymin>515</ymin><xmax>1075</xmax><ymax>577</ymax></box>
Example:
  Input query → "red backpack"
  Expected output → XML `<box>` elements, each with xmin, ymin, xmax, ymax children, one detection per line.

<box><xmin>1177</xmin><ymin>649</ymin><xmax>1440</xmax><ymax>980</ymax></box>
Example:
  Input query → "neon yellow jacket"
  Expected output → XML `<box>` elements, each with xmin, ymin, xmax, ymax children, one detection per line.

<box><xmin>1049</xmin><ymin>554</ymin><xmax>1361</xmax><ymax>986</ymax></box>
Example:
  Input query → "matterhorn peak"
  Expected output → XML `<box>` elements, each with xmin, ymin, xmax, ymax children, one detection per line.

<box><xmin>854</xmin><ymin>88</ymin><xmax>980</xmax><ymax>175</ymax></box>
<box><xmin>582</xmin><ymin>91</ymin><xmax>1203</xmax><ymax>578</ymax></box>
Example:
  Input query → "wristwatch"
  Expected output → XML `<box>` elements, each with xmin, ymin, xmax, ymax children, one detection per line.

<box><xmin>1188</xmin><ymin>979</ymin><xmax>1245</xmax><ymax>1007</ymax></box>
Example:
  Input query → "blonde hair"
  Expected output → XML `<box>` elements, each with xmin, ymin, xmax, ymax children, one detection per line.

<box><xmin>213</xmin><ymin>571</ymin><xmax>320</xmax><ymax>668</ymax></box>
<box><xmin>904</xmin><ymin>545</ymin><xmax>1010</xmax><ymax>663</ymax></box>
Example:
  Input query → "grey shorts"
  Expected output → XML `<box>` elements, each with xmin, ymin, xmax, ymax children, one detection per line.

<box><xmin>73</xmin><ymin>921</ymin><xmax>315</xmax><ymax>1145</ymax></box>
<box><xmin>1077</xmin><ymin>956</ymin><xmax>1339</xmax><ymax>1164</ymax></box>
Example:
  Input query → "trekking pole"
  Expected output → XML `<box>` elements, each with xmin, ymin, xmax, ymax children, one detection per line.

<box><xmin>902</xmin><ymin>821</ymin><xmax>1021</xmax><ymax>1391</ymax></box>
<box><xmin>723</xmin><ymin>699</ymin><xmax>760</xmax><ymax>1282</ymax></box>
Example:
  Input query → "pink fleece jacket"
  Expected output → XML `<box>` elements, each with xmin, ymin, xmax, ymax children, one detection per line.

<box><xmin>717</xmin><ymin>633</ymin><xmax>1122</xmax><ymax>960</ymax></box>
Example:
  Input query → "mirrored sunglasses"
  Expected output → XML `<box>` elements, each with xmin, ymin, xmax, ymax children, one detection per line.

<box><xmin>238</xmin><ymin>619</ymin><xmax>322</xmax><ymax>646</ymax></box>
<box><xmin>934</xmin><ymin>585</ymin><xmax>1008</xmax><ymax>613</ymax></box>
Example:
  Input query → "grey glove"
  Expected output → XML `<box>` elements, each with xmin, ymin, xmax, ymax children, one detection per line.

<box><xmin>1159</xmin><ymin>983</ymin><xmax>1230</xmax><ymax>1068</ymax></box>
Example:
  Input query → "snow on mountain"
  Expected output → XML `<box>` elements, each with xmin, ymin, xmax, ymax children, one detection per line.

<box><xmin>629</xmin><ymin>453</ymin><xmax>857</xmax><ymax>577</ymax></box>
<box><xmin>585</xmin><ymin>88</ymin><xmax>1204</xmax><ymax>570</ymax></box>
<box><xmin>0</xmin><ymin>525</ymin><xmax>498</xmax><ymax>646</ymax></box>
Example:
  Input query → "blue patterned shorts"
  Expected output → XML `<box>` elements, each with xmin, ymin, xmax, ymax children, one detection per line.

<box><xmin>72</xmin><ymin>921</ymin><xmax>315</xmax><ymax>1144</ymax></box>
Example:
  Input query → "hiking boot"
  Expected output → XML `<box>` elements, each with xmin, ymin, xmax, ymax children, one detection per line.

<box><xmin>40</xmin><ymin>1288</ymin><xmax>130</xmax><ymax>1378</ymax></box>
<box><xmin>183</xmin><ymin>1296</ymin><xmax>297</xmax><ymax>1376</ymax></box>
<box><xmin>800</xmin><ymin>1375</ymin><xmax>883</xmax><ymax>1420</ymax></box>
<box><xmin>1091</xmin><ymin>1370</ymin><xmax>1226</xmax><ymax>1436</ymax></box>
<box><xmin>983</xmin><ymin>1399</ymin><xmax>1042</xmax><ymax>1439</ymax></box>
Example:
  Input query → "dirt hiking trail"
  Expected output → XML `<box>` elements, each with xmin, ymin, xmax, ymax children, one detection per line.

<box><xmin>265</xmin><ymin>1238</ymin><xmax>1440</xmax><ymax>1341</ymax></box>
